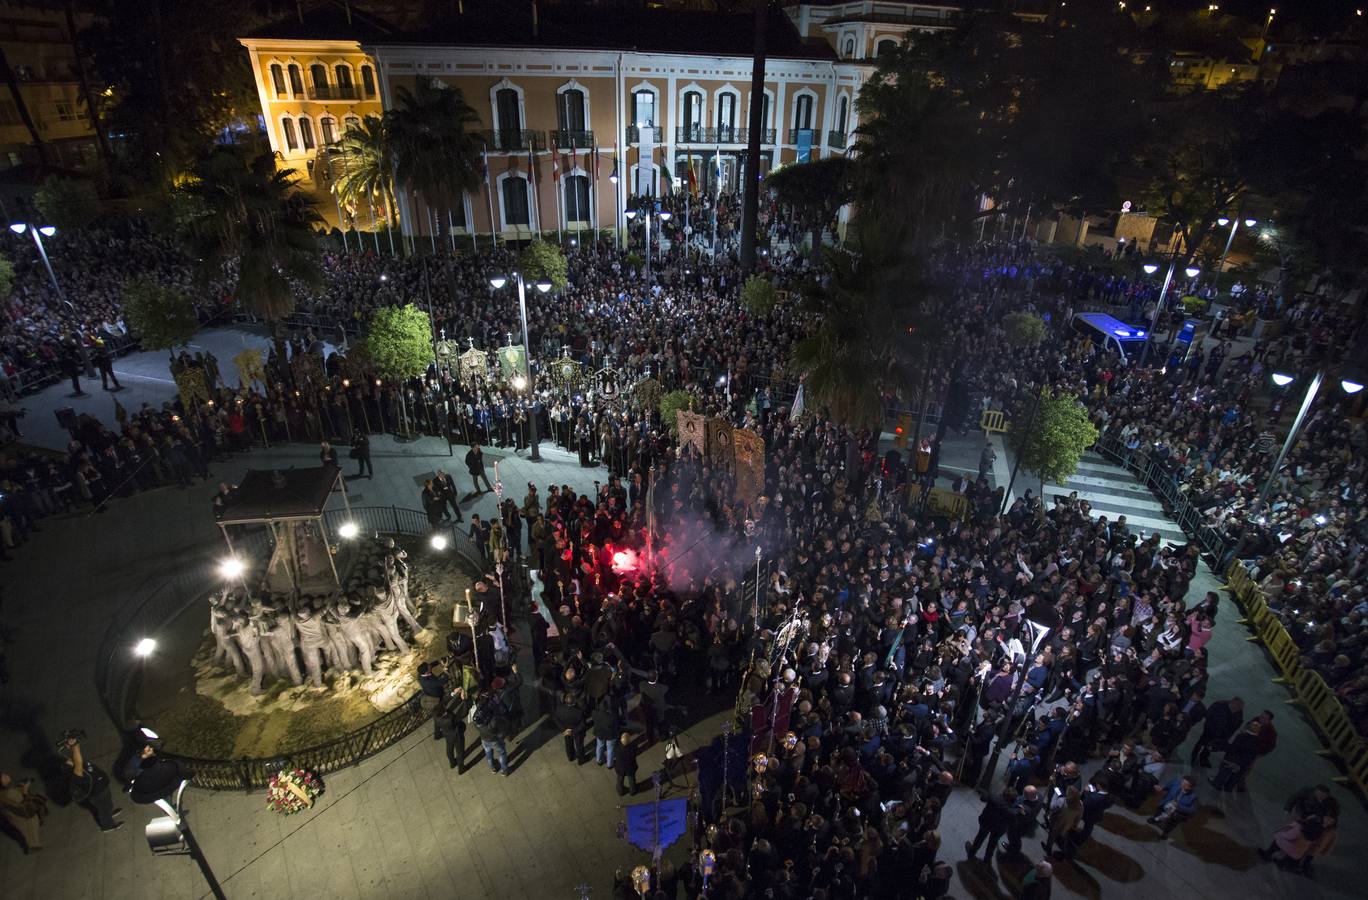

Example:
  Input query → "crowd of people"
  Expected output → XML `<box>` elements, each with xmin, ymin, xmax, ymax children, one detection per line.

<box><xmin>0</xmin><ymin>208</ymin><xmax>1361</xmax><ymax>893</ymax></box>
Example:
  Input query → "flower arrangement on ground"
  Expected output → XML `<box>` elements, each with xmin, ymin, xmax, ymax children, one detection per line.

<box><xmin>266</xmin><ymin>766</ymin><xmax>323</xmax><ymax>814</ymax></box>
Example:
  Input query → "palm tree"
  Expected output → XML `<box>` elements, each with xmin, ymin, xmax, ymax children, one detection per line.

<box><xmin>178</xmin><ymin>146</ymin><xmax>323</xmax><ymax>362</ymax></box>
<box><xmin>384</xmin><ymin>77</ymin><xmax>485</xmax><ymax>239</ymax></box>
<box><xmin>333</xmin><ymin>114</ymin><xmax>397</xmax><ymax>230</ymax></box>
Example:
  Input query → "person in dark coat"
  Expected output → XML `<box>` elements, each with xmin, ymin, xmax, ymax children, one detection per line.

<box><xmin>1190</xmin><ymin>696</ymin><xmax>1243</xmax><ymax>767</ymax></box>
<box><xmin>614</xmin><ymin>732</ymin><xmax>638</xmax><ymax>796</ymax></box>
<box><xmin>351</xmin><ymin>432</ymin><xmax>372</xmax><ymax>478</ymax></box>
<box><xmin>552</xmin><ymin>690</ymin><xmax>589</xmax><ymax>763</ymax></box>
<box><xmin>965</xmin><ymin>787</ymin><xmax>1016</xmax><ymax>861</ymax></box>
<box><xmin>1211</xmin><ymin>720</ymin><xmax>1262</xmax><ymax>792</ymax></box>
<box><xmin>436</xmin><ymin>687</ymin><xmax>469</xmax><ymax>772</ymax></box>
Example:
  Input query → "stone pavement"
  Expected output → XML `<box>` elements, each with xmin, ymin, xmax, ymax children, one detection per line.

<box><xmin>0</xmin><ymin>340</ymin><xmax>1361</xmax><ymax>899</ymax></box>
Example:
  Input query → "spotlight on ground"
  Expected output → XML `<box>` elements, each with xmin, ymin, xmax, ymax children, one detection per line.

<box><xmin>134</xmin><ymin>638</ymin><xmax>157</xmax><ymax>658</ymax></box>
<box><xmin>338</xmin><ymin>522</ymin><xmax>359</xmax><ymax>539</ymax></box>
<box><xmin>430</xmin><ymin>534</ymin><xmax>449</xmax><ymax>551</ymax></box>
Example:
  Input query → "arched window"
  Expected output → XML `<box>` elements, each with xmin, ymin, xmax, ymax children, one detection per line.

<box><xmin>564</xmin><ymin>175</ymin><xmax>590</xmax><ymax>223</ymax></box>
<box><xmin>843</xmin><ymin>37</ymin><xmax>855</xmax><ymax>58</ymax></box>
<box><xmin>361</xmin><ymin>64</ymin><xmax>376</xmax><ymax>98</ymax></box>
<box><xmin>270</xmin><ymin>63</ymin><xmax>286</xmax><ymax>97</ymax></box>
<box><xmin>310</xmin><ymin>63</ymin><xmax>328</xmax><ymax>97</ymax></box>
<box><xmin>343</xmin><ymin>115</ymin><xmax>360</xmax><ymax>135</ymax></box>
<box><xmin>287</xmin><ymin>64</ymin><xmax>304</xmax><ymax>96</ymax></box>
<box><xmin>495</xmin><ymin>87</ymin><xmax>521</xmax><ymax>137</ymax></box>
<box><xmin>334</xmin><ymin>64</ymin><xmax>353</xmax><ymax>98</ymax></box>
<box><xmin>876</xmin><ymin>38</ymin><xmax>898</xmax><ymax>58</ymax></box>
<box><xmin>793</xmin><ymin>94</ymin><xmax>814</xmax><ymax>131</ymax></box>
<box><xmin>716</xmin><ymin>92</ymin><xmax>737</xmax><ymax>141</ymax></box>
<box><xmin>632</xmin><ymin>89</ymin><xmax>656</xmax><ymax>127</ymax></box>
<box><xmin>837</xmin><ymin>96</ymin><xmax>849</xmax><ymax>134</ymax></box>
<box><xmin>684</xmin><ymin>91</ymin><xmax>705</xmax><ymax>142</ymax></box>
<box><xmin>281</xmin><ymin>117</ymin><xmax>298</xmax><ymax>151</ymax></box>
<box><xmin>558</xmin><ymin>87</ymin><xmax>586</xmax><ymax>132</ymax></box>
<box><xmin>502</xmin><ymin>175</ymin><xmax>530</xmax><ymax>227</ymax></box>
<box><xmin>298</xmin><ymin>116</ymin><xmax>315</xmax><ymax>150</ymax></box>
<box><xmin>320</xmin><ymin>115</ymin><xmax>336</xmax><ymax>145</ymax></box>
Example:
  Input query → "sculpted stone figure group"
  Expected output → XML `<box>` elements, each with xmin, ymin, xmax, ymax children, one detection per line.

<box><xmin>208</xmin><ymin>537</ymin><xmax>424</xmax><ymax>694</ymax></box>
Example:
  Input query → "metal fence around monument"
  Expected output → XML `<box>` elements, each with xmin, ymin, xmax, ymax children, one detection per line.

<box><xmin>94</xmin><ymin>505</ymin><xmax>488</xmax><ymax>790</ymax></box>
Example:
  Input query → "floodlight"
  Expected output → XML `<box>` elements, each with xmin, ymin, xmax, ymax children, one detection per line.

<box><xmin>337</xmin><ymin>522</ymin><xmax>359</xmax><ymax>539</ymax></box>
<box><xmin>430</xmin><ymin>534</ymin><xmax>448</xmax><ymax>551</ymax></box>
<box><xmin>219</xmin><ymin>557</ymin><xmax>245</xmax><ymax>579</ymax></box>
<box><xmin>134</xmin><ymin>638</ymin><xmax>157</xmax><ymax>658</ymax></box>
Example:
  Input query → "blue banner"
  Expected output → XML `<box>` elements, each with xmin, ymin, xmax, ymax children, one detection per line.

<box><xmin>796</xmin><ymin>129</ymin><xmax>813</xmax><ymax>163</ymax></box>
<box><xmin>624</xmin><ymin>798</ymin><xmax>689</xmax><ymax>854</ymax></box>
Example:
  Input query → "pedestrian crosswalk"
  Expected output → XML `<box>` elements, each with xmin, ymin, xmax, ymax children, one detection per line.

<box><xmin>1046</xmin><ymin>450</ymin><xmax>1189</xmax><ymax>546</ymax></box>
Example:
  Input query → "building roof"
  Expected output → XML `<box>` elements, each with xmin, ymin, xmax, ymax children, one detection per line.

<box><xmin>217</xmin><ymin>467</ymin><xmax>341</xmax><ymax>525</ymax></box>
<box><xmin>370</xmin><ymin>5</ymin><xmax>837</xmax><ymax>62</ymax></box>
<box><xmin>244</xmin><ymin>2</ymin><xmax>398</xmax><ymax>43</ymax></box>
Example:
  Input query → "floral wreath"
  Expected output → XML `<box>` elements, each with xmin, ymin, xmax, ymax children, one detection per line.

<box><xmin>265</xmin><ymin>766</ymin><xmax>323</xmax><ymax>815</ymax></box>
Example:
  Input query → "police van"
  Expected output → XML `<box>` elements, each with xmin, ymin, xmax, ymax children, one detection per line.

<box><xmin>1071</xmin><ymin>312</ymin><xmax>1150</xmax><ymax>365</ymax></box>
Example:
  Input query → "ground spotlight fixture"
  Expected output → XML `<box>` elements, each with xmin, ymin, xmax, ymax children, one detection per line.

<box><xmin>489</xmin><ymin>275</ymin><xmax>507</xmax><ymax>289</ymax></box>
<box><xmin>430</xmin><ymin>534</ymin><xmax>448</xmax><ymax>551</ymax></box>
<box><xmin>218</xmin><ymin>557</ymin><xmax>245</xmax><ymax>579</ymax></box>
<box><xmin>1142</xmin><ymin>262</ymin><xmax>1159</xmax><ymax>275</ymax></box>
<box><xmin>1271</xmin><ymin>372</ymin><xmax>1294</xmax><ymax>387</ymax></box>
<box><xmin>135</xmin><ymin>638</ymin><xmax>157</xmax><ymax>658</ymax></box>
<box><xmin>337</xmin><ymin>522</ymin><xmax>359</xmax><ymax>539</ymax></box>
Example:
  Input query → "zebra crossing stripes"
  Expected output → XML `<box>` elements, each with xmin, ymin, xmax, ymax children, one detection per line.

<box><xmin>1048</xmin><ymin>452</ymin><xmax>1189</xmax><ymax>546</ymax></box>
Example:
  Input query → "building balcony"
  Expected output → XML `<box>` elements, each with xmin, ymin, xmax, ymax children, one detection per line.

<box><xmin>550</xmin><ymin>129</ymin><xmax>594</xmax><ymax>148</ymax></box>
<box><xmin>828</xmin><ymin>130</ymin><xmax>848</xmax><ymax>150</ymax></box>
<box><xmin>674</xmin><ymin>126</ymin><xmax>774</xmax><ymax>145</ymax></box>
<box><xmin>306</xmin><ymin>84</ymin><xmax>362</xmax><ymax>101</ymax></box>
<box><xmin>786</xmin><ymin>128</ymin><xmax>819</xmax><ymax>145</ymax></box>
<box><xmin>626</xmin><ymin>125</ymin><xmax>663</xmax><ymax>144</ymax></box>
<box><xmin>480</xmin><ymin>129</ymin><xmax>545</xmax><ymax>152</ymax></box>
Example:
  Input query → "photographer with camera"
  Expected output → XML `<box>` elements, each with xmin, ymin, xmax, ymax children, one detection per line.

<box><xmin>61</xmin><ymin>729</ymin><xmax>123</xmax><ymax>833</ymax></box>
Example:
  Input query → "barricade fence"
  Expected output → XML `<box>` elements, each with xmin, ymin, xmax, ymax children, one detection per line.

<box><xmin>1224</xmin><ymin>558</ymin><xmax>1367</xmax><ymax>798</ymax></box>
<box><xmin>95</xmin><ymin>506</ymin><xmax>488</xmax><ymax>790</ymax></box>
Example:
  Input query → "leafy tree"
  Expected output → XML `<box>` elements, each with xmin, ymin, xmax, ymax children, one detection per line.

<box><xmin>1002</xmin><ymin>312</ymin><xmax>1046</xmax><ymax>348</ymax></box>
<box><xmin>366</xmin><ymin>304</ymin><xmax>433</xmax><ymax>381</ymax></box>
<box><xmin>121</xmin><ymin>275</ymin><xmax>199</xmax><ymax>351</ymax></box>
<box><xmin>766</xmin><ymin>157</ymin><xmax>852</xmax><ymax>266</ymax></box>
<box><xmin>0</xmin><ymin>255</ymin><xmax>13</xmax><ymax>298</ymax></box>
<box><xmin>177</xmin><ymin>147</ymin><xmax>323</xmax><ymax>362</ymax></box>
<box><xmin>740</xmin><ymin>275</ymin><xmax>779</xmax><ymax>315</ymax></box>
<box><xmin>659</xmin><ymin>389</ymin><xmax>694</xmax><ymax>440</ymax></box>
<box><xmin>385</xmin><ymin>78</ymin><xmax>485</xmax><ymax>242</ymax></box>
<box><xmin>35</xmin><ymin>176</ymin><xmax>103</xmax><ymax>231</ymax></box>
<box><xmin>1009</xmin><ymin>388</ymin><xmax>1099</xmax><ymax>494</ymax></box>
<box><xmin>333</xmin><ymin>115</ymin><xmax>398</xmax><ymax>231</ymax></box>
<box><xmin>518</xmin><ymin>240</ymin><xmax>568</xmax><ymax>292</ymax></box>
<box><xmin>366</xmin><ymin>304</ymin><xmax>433</xmax><ymax>437</ymax></box>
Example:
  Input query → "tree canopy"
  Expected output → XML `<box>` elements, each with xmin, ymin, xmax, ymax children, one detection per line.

<box><xmin>518</xmin><ymin>241</ymin><xmax>569</xmax><ymax>293</ymax></box>
<box><xmin>766</xmin><ymin>157</ymin><xmax>852</xmax><ymax>265</ymax></box>
<box><xmin>366</xmin><ymin>304</ymin><xmax>433</xmax><ymax>381</ymax></box>
<box><xmin>35</xmin><ymin>176</ymin><xmax>103</xmax><ymax>231</ymax></box>
<box><xmin>121</xmin><ymin>275</ymin><xmax>199</xmax><ymax>351</ymax></box>
<box><xmin>1010</xmin><ymin>389</ymin><xmax>1099</xmax><ymax>493</ymax></box>
<box><xmin>1002</xmin><ymin>313</ymin><xmax>1047</xmax><ymax>349</ymax></box>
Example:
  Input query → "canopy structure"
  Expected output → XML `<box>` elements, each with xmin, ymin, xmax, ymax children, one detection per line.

<box><xmin>216</xmin><ymin>467</ymin><xmax>353</xmax><ymax>594</ymax></box>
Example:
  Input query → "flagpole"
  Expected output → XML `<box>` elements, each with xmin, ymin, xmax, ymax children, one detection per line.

<box><xmin>483</xmin><ymin>149</ymin><xmax>496</xmax><ymax>250</ymax></box>
<box><xmin>447</xmin><ymin>209</ymin><xmax>457</xmax><ymax>253</ymax></box>
<box><xmin>554</xmin><ymin>145</ymin><xmax>563</xmax><ymax>245</ymax></box>
<box><xmin>711</xmin><ymin>146</ymin><xmax>720</xmax><ymax>258</ymax></box>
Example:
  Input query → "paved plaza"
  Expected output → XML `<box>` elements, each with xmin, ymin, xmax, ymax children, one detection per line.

<box><xmin>0</xmin><ymin>335</ymin><xmax>1359</xmax><ymax>900</ymax></box>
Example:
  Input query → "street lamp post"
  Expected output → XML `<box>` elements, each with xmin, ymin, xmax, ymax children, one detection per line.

<box><xmin>489</xmin><ymin>272</ymin><xmax>552</xmax><ymax>461</ymax></box>
<box><xmin>11</xmin><ymin>222</ymin><xmax>94</xmax><ymax>376</ymax></box>
<box><xmin>1215</xmin><ymin>214</ymin><xmax>1257</xmax><ymax>280</ymax></box>
<box><xmin>625</xmin><ymin>203</ymin><xmax>672</xmax><ymax>284</ymax></box>
<box><xmin>1139</xmin><ymin>258</ymin><xmax>1199</xmax><ymax>368</ymax></box>
<box><xmin>421</xmin><ymin>259</ymin><xmax>454</xmax><ymax>456</ymax></box>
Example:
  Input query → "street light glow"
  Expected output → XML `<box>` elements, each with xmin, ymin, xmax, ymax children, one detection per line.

<box><xmin>1142</xmin><ymin>263</ymin><xmax>1159</xmax><ymax>275</ymax></box>
<box><xmin>1271</xmin><ymin>372</ymin><xmax>1294</xmax><ymax>387</ymax></box>
<box><xmin>1217</xmin><ymin>217</ymin><xmax>1230</xmax><ymax>227</ymax></box>
<box><xmin>1244</xmin><ymin>218</ymin><xmax>1257</xmax><ymax>228</ymax></box>
<box><xmin>624</xmin><ymin>209</ymin><xmax>638</xmax><ymax>220</ymax></box>
<box><xmin>134</xmin><ymin>638</ymin><xmax>157</xmax><ymax>658</ymax></box>
<box><xmin>9</xmin><ymin>222</ymin><xmax>25</xmax><ymax>234</ymax></box>
<box><xmin>219</xmin><ymin>557</ymin><xmax>245</xmax><ymax>579</ymax></box>
<box><xmin>489</xmin><ymin>275</ymin><xmax>507</xmax><ymax>289</ymax></box>
<box><xmin>1184</xmin><ymin>266</ymin><xmax>1200</xmax><ymax>278</ymax></box>
<box><xmin>338</xmin><ymin>522</ymin><xmax>359</xmax><ymax>539</ymax></box>
<box><xmin>39</xmin><ymin>226</ymin><xmax>55</xmax><ymax>237</ymax></box>
<box><xmin>658</xmin><ymin>210</ymin><xmax>673</xmax><ymax>222</ymax></box>
<box><xmin>1341</xmin><ymin>378</ymin><xmax>1365</xmax><ymax>394</ymax></box>
<box><xmin>512</xmin><ymin>374</ymin><xmax>527</xmax><ymax>391</ymax></box>
<box><xmin>430</xmin><ymin>534</ymin><xmax>448</xmax><ymax>551</ymax></box>
<box><xmin>535</xmin><ymin>279</ymin><xmax>552</xmax><ymax>293</ymax></box>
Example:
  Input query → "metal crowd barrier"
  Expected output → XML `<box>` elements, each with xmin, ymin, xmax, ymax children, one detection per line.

<box><xmin>94</xmin><ymin>505</ymin><xmax>486</xmax><ymax>790</ymax></box>
<box><xmin>1224</xmin><ymin>559</ymin><xmax>1367</xmax><ymax>797</ymax></box>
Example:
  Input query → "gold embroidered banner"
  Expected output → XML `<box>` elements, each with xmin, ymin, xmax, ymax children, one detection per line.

<box><xmin>457</xmin><ymin>347</ymin><xmax>489</xmax><ymax>387</ymax></box>
<box><xmin>732</xmin><ymin>427</ymin><xmax>765</xmax><ymax>505</ymax></box>
<box><xmin>290</xmin><ymin>352</ymin><xmax>323</xmax><ymax>388</ymax></box>
<box><xmin>173</xmin><ymin>367</ymin><xmax>210</xmax><ymax>408</ymax></box>
<box><xmin>706</xmin><ymin>417</ymin><xmax>733</xmax><ymax>472</ymax></box>
<box><xmin>232</xmin><ymin>348</ymin><xmax>266</xmax><ymax>387</ymax></box>
<box><xmin>677</xmin><ymin>410</ymin><xmax>705</xmax><ymax>458</ymax></box>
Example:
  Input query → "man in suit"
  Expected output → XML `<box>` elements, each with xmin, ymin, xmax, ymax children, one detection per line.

<box><xmin>965</xmin><ymin>787</ymin><xmax>1016</xmax><ymax>861</ymax></box>
<box><xmin>1190</xmin><ymin>696</ymin><xmax>1243</xmax><ymax>767</ymax></box>
<box><xmin>464</xmin><ymin>443</ymin><xmax>494</xmax><ymax>495</ymax></box>
<box><xmin>435</xmin><ymin>468</ymin><xmax>463</xmax><ymax>522</ymax></box>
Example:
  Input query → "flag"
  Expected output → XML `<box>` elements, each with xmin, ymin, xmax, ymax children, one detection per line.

<box><xmin>552</xmin><ymin>146</ymin><xmax>560</xmax><ymax>182</ymax></box>
<box><xmin>686</xmin><ymin>155</ymin><xmax>698</xmax><ymax>197</ymax></box>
